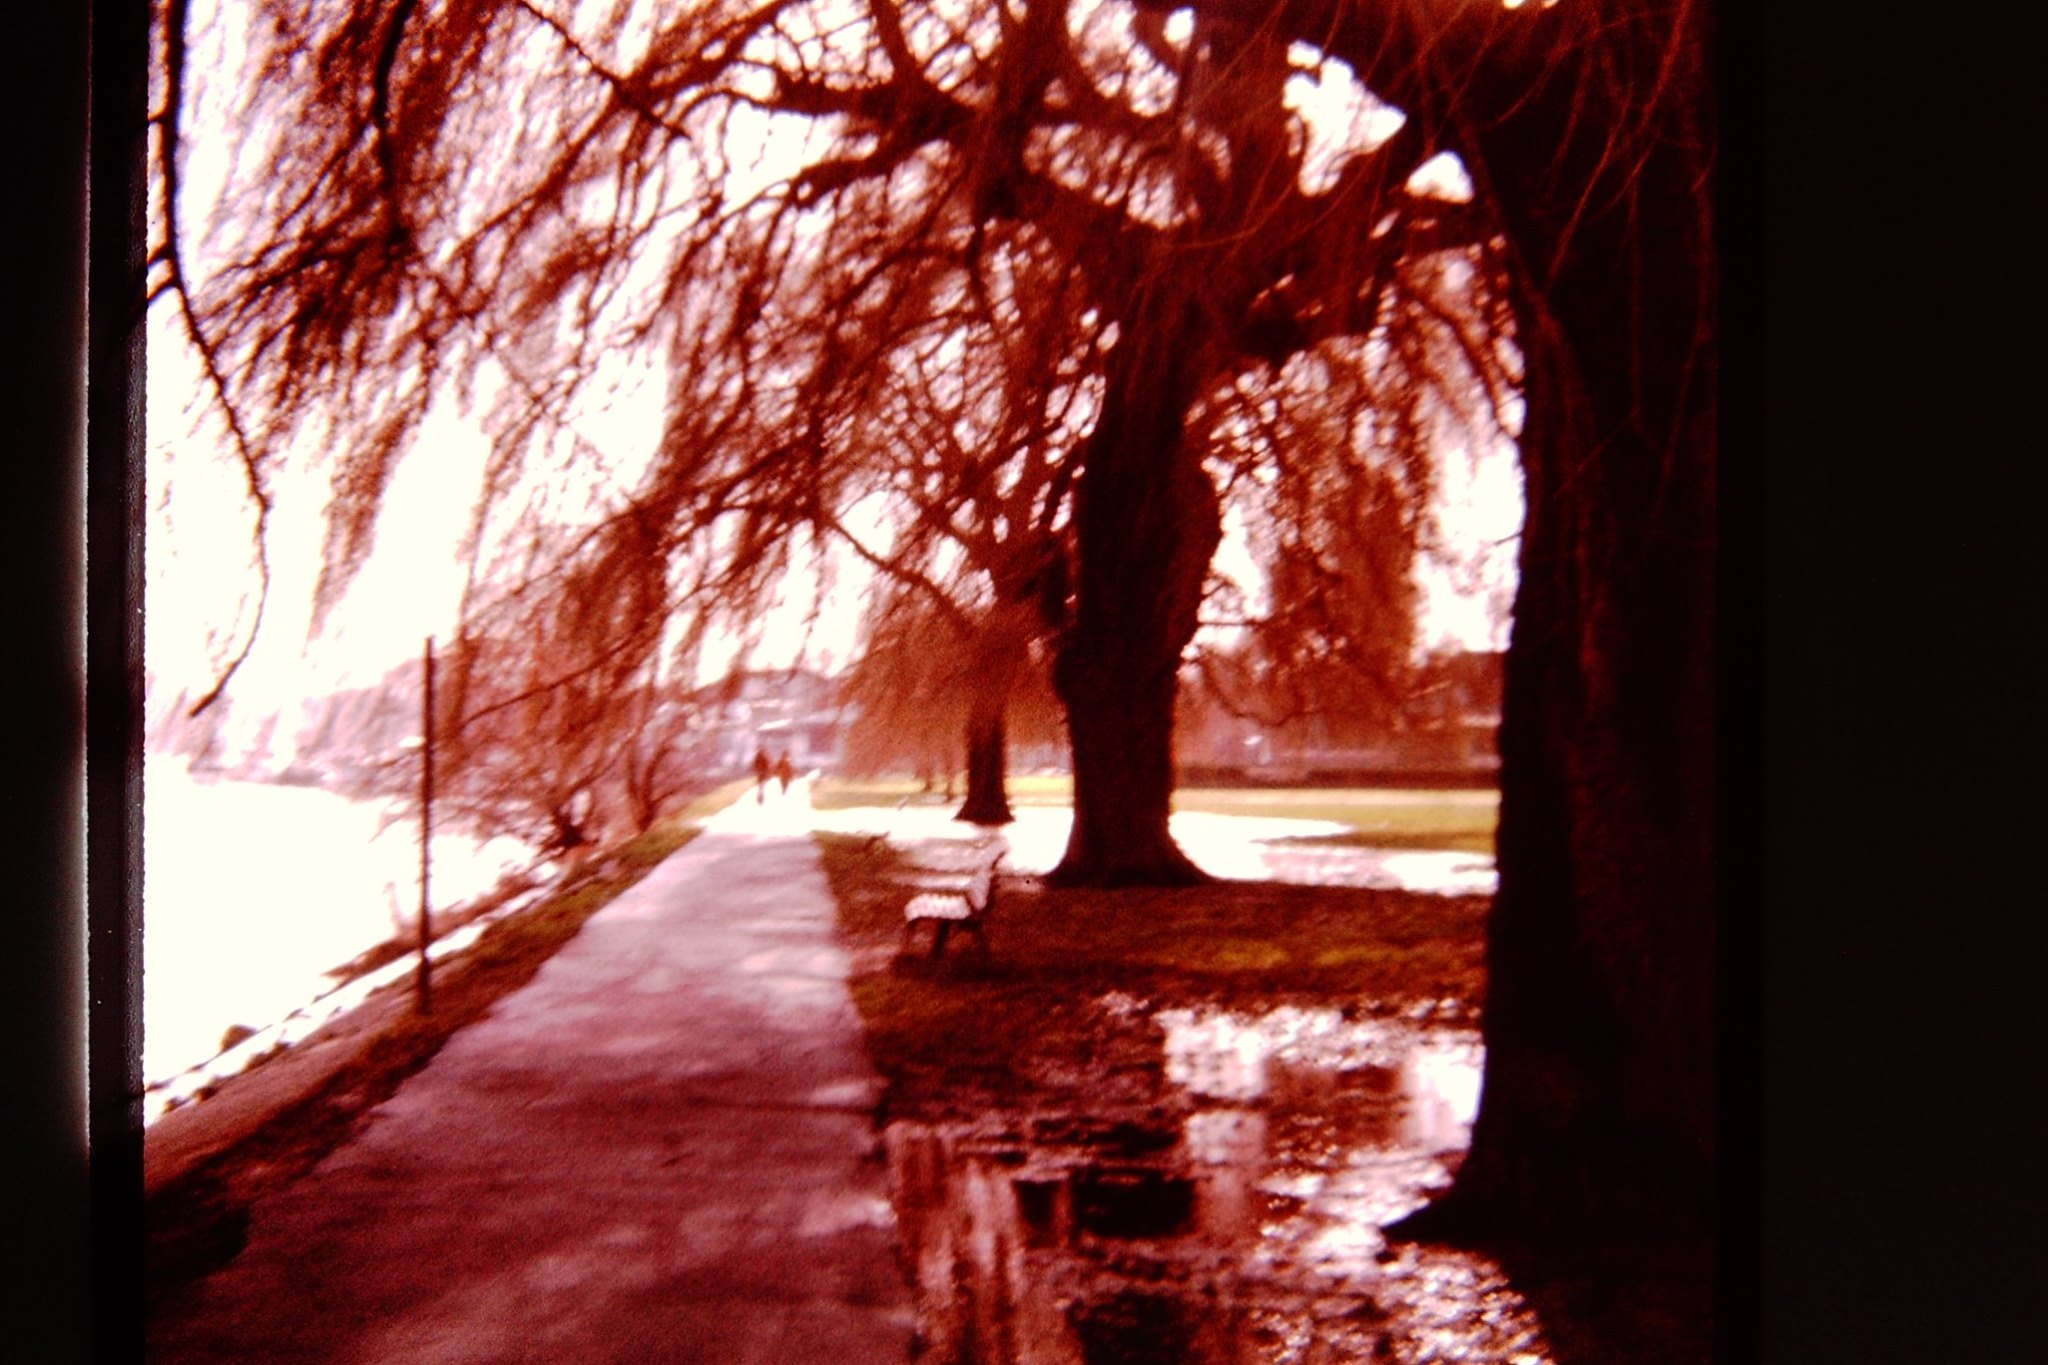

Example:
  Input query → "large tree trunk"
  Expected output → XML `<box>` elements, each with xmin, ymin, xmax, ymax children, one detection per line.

<box><xmin>955</xmin><ymin>600</ymin><xmax>1041</xmax><ymax>826</ymax></box>
<box><xmin>956</xmin><ymin>676</ymin><xmax>1015</xmax><ymax>826</ymax></box>
<box><xmin>955</xmin><ymin>706</ymin><xmax>1011</xmax><ymax>825</ymax></box>
<box><xmin>1050</xmin><ymin>315</ymin><xmax>1222</xmax><ymax>886</ymax></box>
<box><xmin>1395</xmin><ymin>9</ymin><xmax>1716</xmax><ymax>1245</ymax></box>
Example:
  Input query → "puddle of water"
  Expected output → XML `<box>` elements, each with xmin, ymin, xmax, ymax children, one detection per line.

<box><xmin>882</xmin><ymin>1003</ymin><xmax>1553</xmax><ymax>1363</ymax></box>
<box><xmin>1251</xmin><ymin>843</ymin><xmax>1498</xmax><ymax>897</ymax></box>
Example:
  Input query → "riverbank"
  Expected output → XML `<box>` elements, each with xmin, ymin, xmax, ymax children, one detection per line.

<box><xmin>143</xmin><ymin>757</ymin><xmax>543</xmax><ymax>1087</ymax></box>
<box><xmin>145</xmin><ymin>797</ymin><xmax>732</xmax><ymax>1294</ymax></box>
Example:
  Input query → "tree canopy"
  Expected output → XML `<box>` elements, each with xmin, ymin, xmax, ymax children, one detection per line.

<box><xmin>155</xmin><ymin>0</ymin><xmax>1717</xmax><ymax>1257</ymax></box>
<box><xmin>158</xmin><ymin>0</ymin><xmax>1524</xmax><ymax>885</ymax></box>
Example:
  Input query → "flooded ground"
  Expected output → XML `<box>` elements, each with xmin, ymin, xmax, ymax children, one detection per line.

<box><xmin>816</xmin><ymin>808</ymin><xmax>1553</xmax><ymax>1364</ymax></box>
<box><xmin>884</xmin><ymin>1002</ymin><xmax>1550</xmax><ymax>1364</ymax></box>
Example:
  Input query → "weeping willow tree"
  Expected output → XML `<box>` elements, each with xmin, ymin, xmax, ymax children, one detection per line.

<box><xmin>426</xmin><ymin>530</ymin><xmax>708</xmax><ymax>849</ymax></box>
<box><xmin>836</xmin><ymin>586</ymin><xmax>1067</xmax><ymax>819</ymax></box>
<box><xmin>155</xmin><ymin>0</ymin><xmax>1715</xmax><ymax>1258</ymax></box>
<box><xmin>829</xmin><ymin>209</ymin><xmax>1490</xmax><ymax>825</ymax></box>
<box><xmin>1191</xmin><ymin>252</ymin><xmax>1514</xmax><ymax>748</ymax></box>
<box><xmin>156</xmin><ymin>0</ymin><xmax>1494</xmax><ymax>885</ymax></box>
<box><xmin>824</xmin><ymin>229</ymin><xmax>1097</xmax><ymax>825</ymax></box>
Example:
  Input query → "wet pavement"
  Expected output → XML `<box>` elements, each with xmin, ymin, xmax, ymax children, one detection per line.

<box><xmin>147</xmin><ymin>779</ymin><xmax>916</xmax><ymax>1363</ymax></box>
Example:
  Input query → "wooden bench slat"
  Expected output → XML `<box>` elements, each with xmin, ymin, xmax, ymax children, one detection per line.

<box><xmin>900</xmin><ymin>838</ymin><xmax>1005</xmax><ymax>957</ymax></box>
<box><xmin>904</xmin><ymin>892</ymin><xmax>974</xmax><ymax>921</ymax></box>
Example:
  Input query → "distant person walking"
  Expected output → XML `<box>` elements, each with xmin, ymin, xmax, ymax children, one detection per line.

<box><xmin>775</xmin><ymin>752</ymin><xmax>795</xmax><ymax>796</ymax></box>
<box><xmin>752</xmin><ymin>747</ymin><xmax>771</xmax><ymax>804</ymax></box>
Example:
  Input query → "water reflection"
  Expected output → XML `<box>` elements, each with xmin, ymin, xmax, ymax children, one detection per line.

<box><xmin>884</xmin><ymin>1004</ymin><xmax>1552</xmax><ymax>1363</ymax></box>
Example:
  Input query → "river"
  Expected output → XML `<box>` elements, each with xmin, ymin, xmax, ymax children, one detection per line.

<box><xmin>143</xmin><ymin>756</ymin><xmax>538</xmax><ymax>1088</ymax></box>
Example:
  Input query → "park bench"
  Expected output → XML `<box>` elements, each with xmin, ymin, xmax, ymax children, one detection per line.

<box><xmin>900</xmin><ymin>835</ymin><xmax>1006</xmax><ymax>958</ymax></box>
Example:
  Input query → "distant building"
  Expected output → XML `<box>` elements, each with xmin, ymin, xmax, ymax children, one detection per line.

<box><xmin>693</xmin><ymin>668</ymin><xmax>847</xmax><ymax>774</ymax></box>
<box><xmin>1398</xmin><ymin>648</ymin><xmax>1503</xmax><ymax>774</ymax></box>
<box><xmin>1175</xmin><ymin>650</ymin><xmax>1501</xmax><ymax>784</ymax></box>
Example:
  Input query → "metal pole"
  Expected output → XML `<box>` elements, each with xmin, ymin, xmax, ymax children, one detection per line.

<box><xmin>418</xmin><ymin>635</ymin><xmax>435</xmax><ymax>1014</ymax></box>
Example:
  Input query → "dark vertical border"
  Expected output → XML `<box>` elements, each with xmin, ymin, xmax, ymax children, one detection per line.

<box><xmin>88</xmin><ymin>0</ymin><xmax>152</xmax><ymax>1357</ymax></box>
<box><xmin>1716</xmin><ymin>0</ymin><xmax>1763</xmax><ymax>1357</ymax></box>
<box><xmin>4</xmin><ymin>4</ymin><xmax>92</xmax><ymax>1361</ymax></box>
<box><xmin>1763</xmin><ymin>6</ymin><xmax>2038</xmax><ymax>1361</ymax></box>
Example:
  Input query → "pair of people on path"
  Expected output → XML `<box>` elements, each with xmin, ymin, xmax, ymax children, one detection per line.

<box><xmin>751</xmin><ymin>748</ymin><xmax>795</xmax><ymax>802</ymax></box>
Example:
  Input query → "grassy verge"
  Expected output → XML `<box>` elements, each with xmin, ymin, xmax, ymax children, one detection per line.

<box><xmin>145</xmin><ymin>781</ymin><xmax>747</xmax><ymax>1298</ymax></box>
<box><xmin>810</xmin><ymin>776</ymin><xmax>1498</xmax><ymax>854</ymax></box>
<box><xmin>809</xmin><ymin>773</ymin><xmax>1076</xmax><ymax>810</ymax></box>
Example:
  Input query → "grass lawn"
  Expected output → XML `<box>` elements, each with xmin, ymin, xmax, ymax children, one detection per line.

<box><xmin>809</xmin><ymin>773</ymin><xmax>1077</xmax><ymax>809</ymax></box>
<box><xmin>1177</xmin><ymin>787</ymin><xmax>1498</xmax><ymax>855</ymax></box>
<box><xmin>816</xmin><ymin>831</ymin><xmax>1490</xmax><ymax>1117</ymax></box>
<box><xmin>811</xmin><ymin>774</ymin><xmax>1499</xmax><ymax>855</ymax></box>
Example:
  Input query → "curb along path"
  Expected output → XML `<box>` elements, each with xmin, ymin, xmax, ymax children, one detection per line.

<box><xmin>148</xmin><ymin>781</ymin><xmax>915</xmax><ymax>1363</ymax></box>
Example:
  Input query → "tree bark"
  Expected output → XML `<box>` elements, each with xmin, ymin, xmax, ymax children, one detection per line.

<box><xmin>1050</xmin><ymin>311</ymin><xmax>1222</xmax><ymax>886</ymax></box>
<box><xmin>1392</xmin><ymin>8</ymin><xmax>1717</xmax><ymax>1245</ymax></box>
<box><xmin>954</xmin><ymin>598</ymin><xmax>1043</xmax><ymax>825</ymax></box>
<box><xmin>955</xmin><ymin>695</ymin><xmax>1014</xmax><ymax>826</ymax></box>
<box><xmin>958</xmin><ymin>634</ymin><xmax>1024</xmax><ymax>826</ymax></box>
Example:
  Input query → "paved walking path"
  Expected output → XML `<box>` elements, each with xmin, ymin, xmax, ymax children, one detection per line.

<box><xmin>148</xmin><ymin>779</ymin><xmax>915</xmax><ymax>1364</ymax></box>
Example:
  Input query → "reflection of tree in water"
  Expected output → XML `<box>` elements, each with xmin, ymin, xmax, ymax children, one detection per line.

<box><xmin>885</xmin><ymin>1008</ymin><xmax>1552</xmax><ymax>1363</ymax></box>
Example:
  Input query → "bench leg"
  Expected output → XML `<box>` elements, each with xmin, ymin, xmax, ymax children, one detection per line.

<box><xmin>928</xmin><ymin>921</ymin><xmax>952</xmax><ymax>958</ymax></box>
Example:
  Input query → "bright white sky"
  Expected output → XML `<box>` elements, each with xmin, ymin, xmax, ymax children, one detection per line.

<box><xmin>145</xmin><ymin>0</ymin><xmax>1522</xmax><ymax>737</ymax></box>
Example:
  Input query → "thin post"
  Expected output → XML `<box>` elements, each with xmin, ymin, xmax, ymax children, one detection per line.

<box><xmin>417</xmin><ymin>635</ymin><xmax>435</xmax><ymax>1014</ymax></box>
